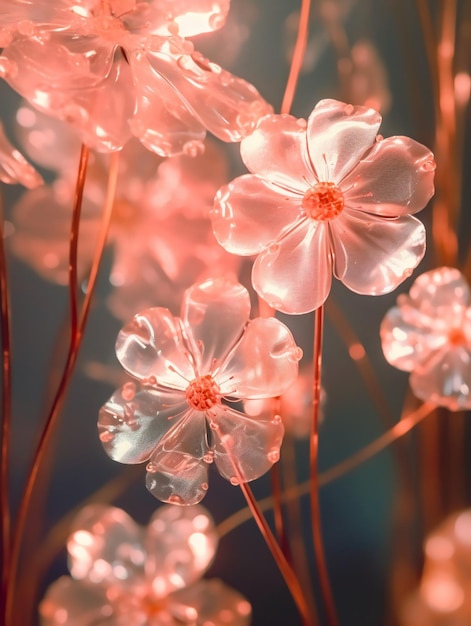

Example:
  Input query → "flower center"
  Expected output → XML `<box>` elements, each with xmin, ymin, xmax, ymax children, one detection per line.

<box><xmin>302</xmin><ymin>182</ymin><xmax>344</xmax><ymax>221</ymax></box>
<box><xmin>448</xmin><ymin>328</ymin><xmax>468</xmax><ymax>347</ymax></box>
<box><xmin>185</xmin><ymin>375</ymin><xmax>220</xmax><ymax>411</ymax></box>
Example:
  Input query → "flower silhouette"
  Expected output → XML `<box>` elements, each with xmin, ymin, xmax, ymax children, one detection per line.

<box><xmin>211</xmin><ymin>98</ymin><xmax>435</xmax><ymax>314</ymax></box>
<box><xmin>0</xmin><ymin>0</ymin><xmax>271</xmax><ymax>155</ymax></box>
<box><xmin>98</xmin><ymin>277</ymin><xmax>301</xmax><ymax>504</ymax></box>
<box><xmin>381</xmin><ymin>267</ymin><xmax>471</xmax><ymax>411</ymax></box>
<box><xmin>40</xmin><ymin>503</ymin><xmax>251</xmax><ymax>626</ymax></box>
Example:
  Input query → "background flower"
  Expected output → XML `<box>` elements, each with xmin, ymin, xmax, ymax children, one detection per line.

<box><xmin>40</xmin><ymin>503</ymin><xmax>251</xmax><ymax>625</ymax></box>
<box><xmin>211</xmin><ymin>98</ymin><xmax>435</xmax><ymax>314</ymax></box>
<box><xmin>381</xmin><ymin>267</ymin><xmax>471</xmax><ymax>411</ymax></box>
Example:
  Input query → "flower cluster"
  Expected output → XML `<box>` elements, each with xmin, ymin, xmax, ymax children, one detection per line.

<box><xmin>98</xmin><ymin>277</ymin><xmax>301</xmax><ymax>504</ymax></box>
<box><xmin>381</xmin><ymin>267</ymin><xmax>471</xmax><ymax>411</ymax></box>
<box><xmin>0</xmin><ymin>0</ymin><xmax>271</xmax><ymax>155</ymax></box>
<box><xmin>40</xmin><ymin>503</ymin><xmax>251</xmax><ymax>626</ymax></box>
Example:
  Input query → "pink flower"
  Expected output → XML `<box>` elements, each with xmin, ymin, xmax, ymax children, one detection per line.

<box><xmin>381</xmin><ymin>267</ymin><xmax>471</xmax><ymax>411</ymax></box>
<box><xmin>211</xmin><ymin>99</ymin><xmax>435</xmax><ymax>314</ymax></box>
<box><xmin>0</xmin><ymin>120</ymin><xmax>43</xmax><ymax>188</ymax></box>
<box><xmin>40</xmin><ymin>503</ymin><xmax>252</xmax><ymax>626</ymax></box>
<box><xmin>98</xmin><ymin>277</ymin><xmax>301</xmax><ymax>504</ymax></box>
<box><xmin>0</xmin><ymin>0</ymin><xmax>271</xmax><ymax>155</ymax></box>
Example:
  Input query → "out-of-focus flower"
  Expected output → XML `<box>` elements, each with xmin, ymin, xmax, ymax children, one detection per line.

<box><xmin>211</xmin><ymin>98</ymin><xmax>435</xmax><ymax>314</ymax></box>
<box><xmin>98</xmin><ymin>278</ymin><xmax>301</xmax><ymax>504</ymax></box>
<box><xmin>0</xmin><ymin>120</ymin><xmax>43</xmax><ymax>188</ymax></box>
<box><xmin>0</xmin><ymin>0</ymin><xmax>271</xmax><ymax>156</ymax></box>
<box><xmin>401</xmin><ymin>509</ymin><xmax>471</xmax><ymax>625</ymax></box>
<box><xmin>10</xmin><ymin>107</ymin><xmax>238</xmax><ymax>316</ymax></box>
<box><xmin>244</xmin><ymin>365</ymin><xmax>325</xmax><ymax>439</ymax></box>
<box><xmin>381</xmin><ymin>267</ymin><xmax>471</xmax><ymax>411</ymax></box>
<box><xmin>40</xmin><ymin>503</ymin><xmax>252</xmax><ymax>626</ymax></box>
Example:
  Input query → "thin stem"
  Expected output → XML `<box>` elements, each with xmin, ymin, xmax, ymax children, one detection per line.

<box><xmin>0</xmin><ymin>194</ymin><xmax>12</xmax><ymax>616</ymax></box>
<box><xmin>217</xmin><ymin>402</ymin><xmax>435</xmax><ymax>539</ymax></box>
<box><xmin>271</xmin><ymin>461</ymin><xmax>291</xmax><ymax>559</ymax></box>
<box><xmin>310</xmin><ymin>306</ymin><xmax>338</xmax><ymax>626</ymax></box>
<box><xmin>281</xmin><ymin>0</ymin><xmax>312</xmax><ymax>115</ymax></box>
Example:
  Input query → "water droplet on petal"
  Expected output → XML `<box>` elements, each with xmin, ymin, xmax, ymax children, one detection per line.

<box><xmin>230</xmin><ymin>477</ymin><xmax>239</xmax><ymax>486</ymax></box>
<box><xmin>267</xmin><ymin>242</ymin><xmax>280</xmax><ymax>254</ymax></box>
<box><xmin>99</xmin><ymin>431</ymin><xmax>114</xmax><ymax>443</ymax></box>
<box><xmin>423</xmin><ymin>160</ymin><xmax>436</xmax><ymax>171</ymax></box>
<box><xmin>267</xmin><ymin>448</ymin><xmax>280</xmax><ymax>463</ymax></box>
<box><xmin>146</xmin><ymin>461</ymin><xmax>157</xmax><ymax>473</ymax></box>
<box><xmin>201</xmin><ymin>482</ymin><xmax>209</xmax><ymax>490</ymax></box>
<box><xmin>288</xmin><ymin>346</ymin><xmax>303</xmax><ymax>362</ymax></box>
<box><xmin>209</xmin><ymin>13</ymin><xmax>225</xmax><ymax>30</ymax></box>
<box><xmin>121</xmin><ymin>381</ymin><xmax>136</xmax><ymax>401</ymax></box>
<box><xmin>203</xmin><ymin>452</ymin><xmax>214</xmax><ymax>463</ymax></box>
<box><xmin>168</xmin><ymin>494</ymin><xmax>184</xmax><ymax>504</ymax></box>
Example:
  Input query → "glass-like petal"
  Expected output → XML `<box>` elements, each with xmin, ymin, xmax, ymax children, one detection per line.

<box><xmin>380</xmin><ymin>305</ymin><xmax>447</xmax><ymax>372</ymax></box>
<box><xmin>212</xmin><ymin>405</ymin><xmax>284</xmax><ymax>483</ymax></box>
<box><xmin>40</xmin><ymin>577</ymin><xmax>113</xmax><ymax>626</ymax></box>
<box><xmin>211</xmin><ymin>174</ymin><xmax>303</xmax><ymax>256</ymax></box>
<box><xmin>168</xmin><ymin>580</ymin><xmax>251</xmax><ymax>626</ymax></box>
<box><xmin>181</xmin><ymin>278</ymin><xmax>250</xmax><ymax>374</ymax></box>
<box><xmin>144</xmin><ymin>505</ymin><xmax>217</xmax><ymax>595</ymax></box>
<box><xmin>410</xmin><ymin>346</ymin><xmax>471</xmax><ymax>411</ymax></box>
<box><xmin>240</xmin><ymin>114</ymin><xmax>315</xmax><ymax>192</ymax></box>
<box><xmin>218</xmin><ymin>318</ymin><xmax>300</xmax><ymax>398</ymax></box>
<box><xmin>306</xmin><ymin>99</ymin><xmax>381</xmax><ymax>183</ymax></box>
<box><xmin>98</xmin><ymin>385</ymin><xmax>189</xmax><ymax>463</ymax></box>
<box><xmin>0</xmin><ymin>121</ymin><xmax>43</xmax><ymax>188</ymax></box>
<box><xmin>342</xmin><ymin>136</ymin><xmax>436</xmax><ymax>216</ymax></box>
<box><xmin>67</xmin><ymin>505</ymin><xmax>145</xmax><ymax>586</ymax></box>
<box><xmin>129</xmin><ymin>51</ymin><xmax>207</xmax><ymax>157</ymax></box>
<box><xmin>115</xmin><ymin>308</ymin><xmax>195</xmax><ymax>387</ymax></box>
<box><xmin>408</xmin><ymin>267</ymin><xmax>471</xmax><ymax>317</ymax></box>
<box><xmin>331</xmin><ymin>209</ymin><xmax>426</xmax><ymax>295</ymax></box>
<box><xmin>252</xmin><ymin>220</ymin><xmax>333</xmax><ymax>314</ymax></box>
<box><xmin>146</xmin><ymin>411</ymin><xmax>210</xmax><ymax>505</ymax></box>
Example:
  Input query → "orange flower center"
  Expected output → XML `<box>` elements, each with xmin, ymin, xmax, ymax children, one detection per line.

<box><xmin>185</xmin><ymin>375</ymin><xmax>220</xmax><ymax>410</ymax></box>
<box><xmin>448</xmin><ymin>328</ymin><xmax>467</xmax><ymax>347</ymax></box>
<box><xmin>302</xmin><ymin>182</ymin><xmax>344</xmax><ymax>221</ymax></box>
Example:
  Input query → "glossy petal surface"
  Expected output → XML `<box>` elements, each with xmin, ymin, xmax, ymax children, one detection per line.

<box><xmin>331</xmin><ymin>210</ymin><xmax>426</xmax><ymax>295</ymax></box>
<box><xmin>211</xmin><ymin>174</ymin><xmax>302</xmax><ymax>256</ymax></box>
<box><xmin>306</xmin><ymin>99</ymin><xmax>381</xmax><ymax>183</ymax></box>
<box><xmin>0</xmin><ymin>121</ymin><xmax>43</xmax><ymax>188</ymax></box>
<box><xmin>181</xmin><ymin>278</ymin><xmax>250</xmax><ymax>373</ymax></box>
<box><xmin>252</xmin><ymin>220</ymin><xmax>333</xmax><ymax>314</ymax></box>
<box><xmin>342</xmin><ymin>136</ymin><xmax>436</xmax><ymax>216</ymax></box>
<box><xmin>98</xmin><ymin>385</ymin><xmax>188</xmax><ymax>463</ymax></box>
<box><xmin>40</xmin><ymin>577</ymin><xmax>113</xmax><ymax>626</ymax></box>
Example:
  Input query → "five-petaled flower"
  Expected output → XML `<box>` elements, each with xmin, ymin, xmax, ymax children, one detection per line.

<box><xmin>98</xmin><ymin>277</ymin><xmax>301</xmax><ymax>505</ymax></box>
<box><xmin>0</xmin><ymin>0</ymin><xmax>271</xmax><ymax>155</ymax></box>
<box><xmin>40</xmin><ymin>504</ymin><xmax>252</xmax><ymax>626</ymax></box>
<box><xmin>381</xmin><ymin>267</ymin><xmax>471</xmax><ymax>411</ymax></box>
<box><xmin>211</xmin><ymin>98</ymin><xmax>436</xmax><ymax>314</ymax></box>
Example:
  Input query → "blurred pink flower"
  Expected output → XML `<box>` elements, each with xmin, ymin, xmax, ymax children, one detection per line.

<box><xmin>40</xmin><ymin>503</ymin><xmax>251</xmax><ymax>626</ymax></box>
<box><xmin>211</xmin><ymin>98</ymin><xmax>435</xmax><ymax>314</ymax></box>
<box><xmin>0</xmin><ymin>120</ymin><xmax>43</xmax><ymax>188</ymax></box>
<box><xmin>381</xmin><ymin>267</ymin><xmax>471</xmax><ymax>411</ymax></box>
<box><xmin>98</xmin><ymin>278</ymin><xmax>301</xmax><ymax>504</ymax></box>
<box><xmin>0</xmin><ymin>0</ymin><xmax>271</xmax><ymax>155</ymax></box>
<box><xmin>10</xmin><ymin>116</ymin><xmax>238</xmax><ymax>316</ymax></box>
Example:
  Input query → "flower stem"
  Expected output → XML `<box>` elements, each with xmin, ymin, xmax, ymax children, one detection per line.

<box><xmin>281</xmin><ymin>0</ymin><xmax>312</xmax><ymax>115</ymax></box>
<box><xmin>309</xmin><ymin>305</ymin><xmax>339</xmax><ymax>626</ymax></box>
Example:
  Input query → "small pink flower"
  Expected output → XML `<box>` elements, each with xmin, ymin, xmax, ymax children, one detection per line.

<box><xmin>381</xmin><ymin>267</ymin><xmax>471</xmax><ymax>411</ymax></box>
<box><xmin>211</xmin><ymin>99</ymin><xmax>435</xmax><ymax>314</ymax></box>
<box><xmin>0</xmin><ymin>0</ymin><xmax>271</xmax><ymax>155</ymax></box>
<box><xmin>98</xmin><ymin>277</ymin><xmax>301</xmax><ymax>504</ymax></box>
<box><xmin>0</xmin><ymin>120</ymin><xmax>43</xmax><ymax>188</ymax></box>
<box><xmin>40</xmin><ymin>503</ymin><xmax>251</xmax><ymax>626</ymax></box>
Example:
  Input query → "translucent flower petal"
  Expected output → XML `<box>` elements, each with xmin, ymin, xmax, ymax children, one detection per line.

<box><xmin>212</xmin><ymin>406</ymin><xmax>284</xmax><ymax>483</ymax></box>
<box><xmin>129</xmin><ymin>52</ymin><xmax>207</xmax><ymax>157</ymax></box>
<box><xmin>331</xmin><ymin>210</ymin><xmax>426</xmax><ymax>295</ymax></box>
<box><xmin>252</xmin><ymin>220</ymin><xmax>333</xmax><ymax>314</ymax></box>
<box><xmin>306</xmin><ymin>99</ymin><xmax>381</xmax><ymax>183</ymax></box>
<box><xmin>146</xmin><ymin>411</ymin><xmax>210</xmax><ymax>505</ymax></box>
<box><xmin>115</xmin><ymin>308</ymin><xmax>195</xmax><ymax>387</ymax></box>
<box><xmin>98</xmin><ymin>385</ymin><xmax>188</xmax><ymax>463</ymax></box>
<box><xmin>410</xmin><ymin>347</ymin><xmax>471</xmax><ymax>411</ymax></box>
<box><xmin>218</xmin><ymin>318</ymin><xmax>301</xmax><ymax>398</ymax></box>
<box><xmin>168</xmin><ymin>580</ymin><xmax>251</xmax><ymax>626</ymax></box>
<box><xmin>342</xmin><ymin>136</ymin><xmax>436</xmax><ymax>216</ymax></box>
<box><xmin>211</xmin><ymin>174</ymin><xmax>303</xmax><ymax>256</ymax></box>
<box><xmin>0</xmin><ymin>121</ymin><xmax>43</xmax><ymax>188</ymax></box>
<box><xmin>144</xmin><ymin>505</ymin><xmax>217</xmax><ymax>595</ymax></box>
<box><xmin>409</xmin><ymin>267</ymin><xmax>471</xmax><ymax>316</ymax></box>
<box><xmin>240</xmin><ymin>114</ymin><xmax>315</xmax><ymax>192</ymax></box>
<box><xmin>40</xmin><ymin>577</ymin><xmax>113</xmax><ymax>626</ymax></box>
<box><xmin>181</xmin><ymin>278</ymin><xmax>250</xmax><ymax>374</ymax></box>
<box><xmin>67</xmin><ymin>505</ymin><xmax>145</xmax><ymax>586</ymax></box>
